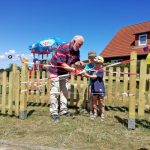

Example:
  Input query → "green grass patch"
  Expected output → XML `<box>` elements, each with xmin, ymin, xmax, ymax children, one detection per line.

<box><xmin>0</xmin><ymin>106</ymin><xmax>149</xmax><ymax>150</ymax></box>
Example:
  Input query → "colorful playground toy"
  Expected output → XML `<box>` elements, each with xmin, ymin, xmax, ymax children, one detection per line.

<box><xmin>29</xmin><ymin>37</ymin><xmax>65</xmax><ymax>73</ymax></box>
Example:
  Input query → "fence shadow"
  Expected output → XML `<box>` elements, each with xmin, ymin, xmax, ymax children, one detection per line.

<box><xmin>27</xmin><ymin>110</ymin><xmax>35</xmax><ymax>117</ymax></box>
<box><xmin>135</xmin><ymin>118</ymin><xmax>150</xmax><ymax>129</ymax></box>
<box><xmin>114</xmin><ymin>115</ymin><xmax>150</xmax><ymax>129</ymax></box>
<box><xmin>114</xmin><ymin>115</ymin><xmax>128</xmax><ymax>127</ymax></box>
<box><xmin>0</xmin><ymin>113</ymin><xmax>15</xmax><ymax>118</ymax></box>
<box><xmin>106</xmin><ymin>106</ymin><xmax>128</xmax><ymax>112</ymax></box>
<box><xmin>27</xmin><ymin>102</ymin><xmax>49</xmax><ymax>107</ymax></box>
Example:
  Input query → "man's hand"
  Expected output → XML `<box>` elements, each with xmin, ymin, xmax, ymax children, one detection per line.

<box><xmin>71</xmin><ymin>69</ymin><xmax>86</xmax><ymax>76</ymax></box>
<box><xmin>74</xmin><ymin>61</ymin><xmax>85</xmax><ymax>69</ymax></box>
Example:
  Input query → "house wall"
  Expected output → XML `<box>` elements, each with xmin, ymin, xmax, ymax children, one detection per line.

<box><xmin>148</xmin><ymin>33</ymin><xmax>150</xmax><ymax>44</ymax></box>
<box><xmin>103</xmin><ymin>55</ymin><xmax>147</xmax><ymax>63</ymax></box>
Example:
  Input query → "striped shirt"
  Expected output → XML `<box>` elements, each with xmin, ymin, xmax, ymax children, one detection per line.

<box><xmin>49</xmin><ymin>43</ymin><xmax>80</xmax><ymax>75</ymax></box>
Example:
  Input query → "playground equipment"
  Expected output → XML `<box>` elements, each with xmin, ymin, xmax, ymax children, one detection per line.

<box><xmin>29</xmin><ymin>37</ymin><xmax>65</xmax><ymax>76</ymax></box>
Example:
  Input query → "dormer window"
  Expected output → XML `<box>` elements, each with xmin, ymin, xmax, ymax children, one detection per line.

<box><xmin>139</xmin><ymin>34</ymin><xmax>147</xmax><ymax>46</ymax></box>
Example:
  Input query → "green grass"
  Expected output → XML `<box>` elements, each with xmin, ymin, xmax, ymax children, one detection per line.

<box><xmin>0</xmin><ymin>106</ymin><xmax>149</xmax><ymax>150</ymax></box>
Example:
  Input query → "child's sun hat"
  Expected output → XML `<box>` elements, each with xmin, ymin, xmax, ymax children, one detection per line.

<box><xmin>94</xmin><ymin>56</ymin><xmax>104</xmax><ymax>63</ymax></box>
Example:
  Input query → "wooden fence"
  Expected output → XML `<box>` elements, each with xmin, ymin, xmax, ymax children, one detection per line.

<box><xmin>0</xmin><ymin>51</ymin><xmax>149</xmax><ymax>129</ymax></box>
<box><xmin>26</xmin><ymin>71</ymin><xmax>88</xmax><ymax>108</ymax></box>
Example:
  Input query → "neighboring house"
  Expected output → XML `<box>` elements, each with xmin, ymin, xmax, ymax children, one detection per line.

<box><xmin>100</xmin><ymin>21</ymin><xmax>150</xmax><ymax>63</ymax></box>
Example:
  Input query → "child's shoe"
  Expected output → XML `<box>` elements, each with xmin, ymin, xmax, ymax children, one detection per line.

<box><xmin>93</xmin><ymin>111</ymin><xmax>97</xmax><ymax>119</ymax></box>
<box><xmin>90</xmin><ymin>112</ymin><xmax>94</xmax><ymax>120</ymax></box>
<box><xmin>100</xmin><ymin>113</ymin><xmax>105</xmax><ymax>122</ymax></box>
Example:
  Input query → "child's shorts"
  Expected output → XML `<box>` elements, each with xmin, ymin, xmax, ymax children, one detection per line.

<box><xmin>91</xmin><ymin>91</ymin><xmax>105</xmax><ymax>97</ymax></box>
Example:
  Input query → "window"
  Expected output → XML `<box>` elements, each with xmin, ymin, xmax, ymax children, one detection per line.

<box><xmin>111</xmin><ymin>60</ymin><xmax>118</xmax><ymax>63</ymax></box>
<box><xmin>139</xmin><ymin>34</ymin><xmax>147</xmax><ymax>46</ymax></box>
<box><xmin>111</xmin><ymin>59</ymin><xmax>123</xmax><ymax>63</ymax></box>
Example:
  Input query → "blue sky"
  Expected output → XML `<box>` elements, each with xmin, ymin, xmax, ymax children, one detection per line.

<box><xmin>0</xmin><ymin>0</ymin><xmax>149</xmax><ymax>68</ymax></box>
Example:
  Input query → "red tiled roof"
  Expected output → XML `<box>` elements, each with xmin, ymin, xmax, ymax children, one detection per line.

<box><xmin>100</xmin><ymin>21</ymin><xmax>150</xmax><ymax>58</ymax></box>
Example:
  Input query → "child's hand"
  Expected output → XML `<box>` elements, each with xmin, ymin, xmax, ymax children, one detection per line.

<box><xmin>90</xmin><ymin>75</ymin><xmax>97</xmax><ymax>79</ymax></box>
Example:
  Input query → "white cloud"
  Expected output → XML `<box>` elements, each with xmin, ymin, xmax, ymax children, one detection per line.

<box><xmin>0</xmin><ymin>49</ymin><xmax>53</xmax><ymax>69</ymax></box>
<box><xmin>0</xmin><ymin>55</ymin><xmax>6</xmax><ymax>59</ymax></box>
<box><xmin>0</xmin><ymin>50</ymin><xmax>18</xmax><ymax>60</ymax></box>
<box><xmin>0</xmin><ymin>50</ymin><xmax>33</xmax><ymax>61</ymax></box>
<box><xmin>0</xmin><ymin>50</ymin><xmax>34</xmax><ymax>69</ymax></box>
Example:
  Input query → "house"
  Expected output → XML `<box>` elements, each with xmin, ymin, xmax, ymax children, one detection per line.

<box><xmin>100</xmin><ymin>21</ymin><xmax>150</xmax><ymax>63</ymax></box>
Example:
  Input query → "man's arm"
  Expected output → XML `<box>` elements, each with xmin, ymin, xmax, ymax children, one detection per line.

<box><xmin>61</xmin><ymin>63</ymin><xmax>86</xmax><ymax>76</ymax></box>
<box><xmin>61</xmin><ymin>63</ymin><xmax>75</xmax><ymax>72</ymax></box>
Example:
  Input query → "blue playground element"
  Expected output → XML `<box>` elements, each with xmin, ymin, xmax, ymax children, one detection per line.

<box><xmin>29</xmin><ymin>37</ymin><xmax>65</xmax><ymax>54</ymax></box>
<box><xmin>29</xmin><ymin>37</ymin><xmax>66</xmax><ymax>72</ymax></box>
<box><xmin>33</xmin><ymin>58</ymin><xmax>38</xmax><ymax>62</ymax></box>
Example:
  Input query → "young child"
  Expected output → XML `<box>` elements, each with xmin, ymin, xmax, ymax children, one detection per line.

<box><xmin>84</xmin><ymin>51</ymin><xmax>97</xmax><ymax>112</ymax></box>
<box><xmin>83</xmin><ymin>56</ymin><xmax>105</xmax><ymax>121</ymax></box>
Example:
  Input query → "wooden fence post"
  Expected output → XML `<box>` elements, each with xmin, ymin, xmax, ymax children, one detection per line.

<box><xmin>73</xmin><ymin>77</ymin><xmax>77</xmax><ymax>106</ymax></box>
<box><xmin>8</xmin><ymin>72</ymin><xmax>13</xmax><ymax>115</ymax></box>
<box><xmin>70</xmin><ymin>75</ymin><xmax>75</xmax><ymax>106</ymax></box>
<box><xmin>31</xmin><ymin>71</ymin><xmax>36</xmax><ymax>102</ymax></box>
<box><xmin>123</xmin><ymin>67</ymin><xmax>129</xmax><ymax>106</ymax></box>
<box><xmin>138</xmin><ymin>60</ymin><xmax>147</xmax><ymax>117</ymax></box>
<box><xmin>77</xmin><ymin>77</ymin><xmax>87</xmax><ymax>108</ymax></box>
<box><xmin>1</xmin><ymin>71</ymin><xmax>7</xmax><ymax>114</ymax></box>
<box><xmin>115</xmin><ymin>67</ymin><xmax>120</xmax><ymax>105</ymax></box>
<box><xmin>46</xmin><ymin>75</ymin><xmax>51</xmax><ymax>105</ymax></box>
<box><xmin>35</xmin><ymin>71</ymin><xmax>40</xmax><ymax>103</ymax></box>
<box><xmin>40</xmin><ymin>71</ymin><xmax>49</xmax><ymax>104</ymax></box>
<box><xmin>15</xmin><ymin>70</ymin><xmax>20</xmax><ymax>116</ymax></box>
<box><xmin>19</xmin><ymin>62</ymin><xmax>28</xmax><ymax>119</ymax></box>
<box><xmin>128</xmin><ymin>51</ymin><xmax>137</xmax><ymax>129</ymax></box>
<box><xmin>12</xmin><ymin>64</ymin><xmax>17</xmax><ymax>105</ymax></box>
<box><xmin>12</xmin><ymin>64</ymin><xmax>19</xmax><ymax>116</ymax></box>
<box><xmin>76</xmin><ymin>76</ymin><xmax>81</xmax><ymax>107</ymax></box>
<box><xmin>107</xmin><ymin>67</ymin><xmax>113</xmax><ymax>105</ymax></box>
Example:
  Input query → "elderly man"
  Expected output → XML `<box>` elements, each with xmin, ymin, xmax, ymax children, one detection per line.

<box><xmin>49</xmin><ymin>35</ymin><xmax>85</xmax><ymax>122</ymax></box>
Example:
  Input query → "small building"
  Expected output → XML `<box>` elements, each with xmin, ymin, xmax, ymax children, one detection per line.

<box><xmin>100</xmin><ymin>21</ymin><xmax>150</xmax><ymax>63</ymax></box>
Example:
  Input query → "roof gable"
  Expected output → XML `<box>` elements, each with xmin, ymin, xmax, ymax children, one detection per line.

<box><xmin>100</xmin><ymin>21</ymin><xmax>150</xmax><ymax>58</ymax></box>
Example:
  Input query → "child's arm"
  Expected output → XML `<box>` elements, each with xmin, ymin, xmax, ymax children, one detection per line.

<box><xmin>82</xmin><ymin>71</ymin><xmax>97</xmax><ymax>79</ymax></box>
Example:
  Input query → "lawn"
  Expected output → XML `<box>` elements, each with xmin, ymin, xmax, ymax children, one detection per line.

<box><xmin>0</xmin><ymin>105</ymin><xmax>149</xmax><ymax>150</ymax></box>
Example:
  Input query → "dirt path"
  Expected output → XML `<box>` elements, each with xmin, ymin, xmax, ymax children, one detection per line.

<box><xmin>0</xmin><ymin>143</ymin><xmax>28</xmax><ymax>150</ymax></box>
<box><xmin>0</xmin><ymin>140</ymin><xmax>63</xmax><ymax>150</ymax></box>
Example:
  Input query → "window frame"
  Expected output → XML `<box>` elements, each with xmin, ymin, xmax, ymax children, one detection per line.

<box><xmin>138</xmin><ymin>34</ymin><xmax>147</xmax><ymax>46</ymax></box>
